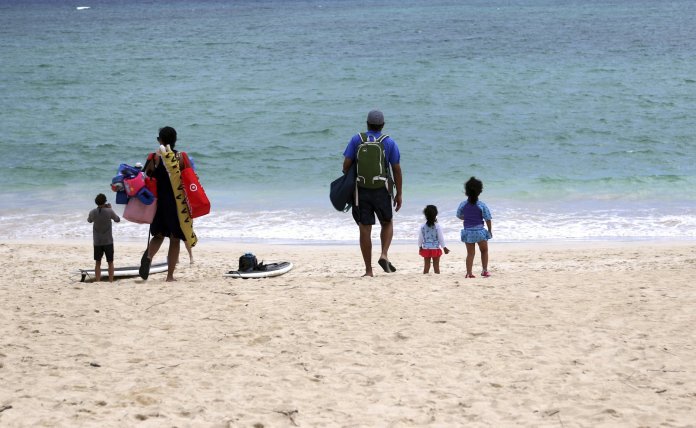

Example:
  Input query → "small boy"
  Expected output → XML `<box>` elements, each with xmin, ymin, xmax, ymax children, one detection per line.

<box><xmin>87</xmin><ymin>193</ymin><xmax>120</xmax><ymax>282</ymax></box>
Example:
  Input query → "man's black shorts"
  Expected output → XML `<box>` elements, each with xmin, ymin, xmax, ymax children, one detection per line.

<box><xmin>94</xmin><ymin>244</ymin><xmax>114</xmax><ymax>262</ymax></box>
<box><xmin>352</xmin><ymin>187</ymin><xmax>393</xmax><ymax>225</ymax></box>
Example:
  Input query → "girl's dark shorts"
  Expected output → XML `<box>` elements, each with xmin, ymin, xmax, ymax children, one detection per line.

<box><xmin>94</xmin><ymin>244</ymin><xmax>114</xmax><ymax>262</ymax></box>
<box><xmin>352</xmin><ymin>187</ymin><xmax>393</xmax><ymax>225</ymax></box>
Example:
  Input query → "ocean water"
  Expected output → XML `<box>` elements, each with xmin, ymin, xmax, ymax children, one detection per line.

<box><xmin>1</xmin><ymin>0</ymin><xmax>695</xmax><ymax>243</ymax></box>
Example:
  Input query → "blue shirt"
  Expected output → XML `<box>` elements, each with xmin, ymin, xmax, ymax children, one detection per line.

<box><xmin>456</xmin><ymin>200</ymin><xmax>492</xmax><ymax>229</ymax></box>
<box><xmin>343</xmin><ymin>131</ymin><xmax>400</xmax><ymax>166</ymax></box>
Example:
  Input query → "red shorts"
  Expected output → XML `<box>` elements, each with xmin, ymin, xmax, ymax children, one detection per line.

<box><xmin>419</xmin><ymin>248</ymin><xmax>443</xmax><ymax>258</ymax></box>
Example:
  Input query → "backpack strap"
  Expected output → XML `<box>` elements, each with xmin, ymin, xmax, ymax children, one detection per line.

<box><xmin>377</xmin><ymin>135</ymin><xmax>394</xmax><ymax>199</ymax></box>
<box><xmin>358</xmin><ymin>133</ymin><xmax>389</xmax><ymax>144</ymax></box>
<box><xmin>179</xmin><ymin>151</ymin><xmax>190</xmax><ymax>170</ymax></box>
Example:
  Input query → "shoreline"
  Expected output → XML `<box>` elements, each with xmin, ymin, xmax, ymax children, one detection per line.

<box><xmin>2</xmin><ymin>199</ymin><xmax>696</xmax><ymax>243</ymax></box>
<box><xmin>3</xmin><ymin>235</ymin><xmax>696</xmax><ymax>247</ymax></box>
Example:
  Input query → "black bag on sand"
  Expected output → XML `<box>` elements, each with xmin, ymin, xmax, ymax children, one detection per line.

<box><xmin>238</xmin><ymin>253</ymin><xmax>258</xmax><ymax>272</ymax></box>
<box><xmin>330</xmin><ymin>163</ymin><xmax>356</xmax><ymax>212</ymax></box>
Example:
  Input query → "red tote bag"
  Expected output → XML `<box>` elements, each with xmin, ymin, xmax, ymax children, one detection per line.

<box><xmin>180</xmin><ymin>153</ymin><xmax>210</xmax><ymax>218</ymax></box>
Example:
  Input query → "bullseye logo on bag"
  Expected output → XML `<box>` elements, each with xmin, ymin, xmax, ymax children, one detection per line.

<box><xmin>189</xmin><ymin>183</ymin><xmax>198</xmax><ymax>192</ymax></box>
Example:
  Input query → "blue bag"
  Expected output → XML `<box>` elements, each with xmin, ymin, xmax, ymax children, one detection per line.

<box><xmin>115</xmin><ymin>190</ymin><xmax>128</xmax><ymax>204</ymax></box>
<box><xmin>329</xmin><ymin>163</ymin><xmax>357</xmax><ymax>212</ymax></box>
<box><xmin>117</xmin><ymin>163</ymin><xmax>141</xmax><ymax>179</ymax></box>
<box><xmin>136</xmin><ymin>187</ymin><xmax>155</xmax><ymax>206</ymax></box>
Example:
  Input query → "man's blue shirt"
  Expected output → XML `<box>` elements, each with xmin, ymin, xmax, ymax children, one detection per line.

<box><xmin>343</xmin><ymin>131</ymin><xmax>400</xmax><ymax>166</ymax></box>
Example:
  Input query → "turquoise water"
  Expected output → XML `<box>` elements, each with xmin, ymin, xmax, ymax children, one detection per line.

<box><xmin>1</xmin><ymin>0</ymin><xmax>695</xmax><ymax>242</ymax></box>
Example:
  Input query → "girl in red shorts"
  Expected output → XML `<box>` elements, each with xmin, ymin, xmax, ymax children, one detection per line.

<box><xmin>418</xmin><ymin>205</ymin><xmax>450</xmax><ymax>274</ymax></box>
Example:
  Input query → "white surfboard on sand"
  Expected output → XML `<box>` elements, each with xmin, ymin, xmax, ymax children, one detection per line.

<box><xmin>78</xmin><ymin>262</ymin><xmax>167</xmax><ymax>282</ymax></box>
<box><xmin>223</xmin><ymin>262</ymin><xmax>293</xmax><ymax>279</ymax></box>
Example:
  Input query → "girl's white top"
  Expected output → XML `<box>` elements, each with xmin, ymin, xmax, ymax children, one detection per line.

<box><xmin>418</xmin><ymin>222</ymin><xmax>446</xmax><ymax>249</ymax></box>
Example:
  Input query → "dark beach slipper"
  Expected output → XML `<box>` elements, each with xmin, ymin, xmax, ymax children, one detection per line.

<box><xmin>388</xmin><ymin>262</ymin><xmax>396</xmax><ymax>272</ymax></box>
<box><xmin>139</xmin><ymin>250</ymin><xmax>151</xmax><ymax>280</ymax></box>
<box><xmin>378</xmin><ymin>258</ymin><xmax>390</xmax><ymax>273</ymax></box>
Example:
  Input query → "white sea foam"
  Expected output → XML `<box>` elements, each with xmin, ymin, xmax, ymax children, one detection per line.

<box><xmin>2</xmin><ymin>206</ymin><xmax>695</xmax><ymax>244</ymax></box>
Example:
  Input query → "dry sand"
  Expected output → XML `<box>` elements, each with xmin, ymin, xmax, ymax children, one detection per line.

<box><xmin>1</xmin><ymin>239</ymin><xmax>695</xmax><ymax>427</ymax></box>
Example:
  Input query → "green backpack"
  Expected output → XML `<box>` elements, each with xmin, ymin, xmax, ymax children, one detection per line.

<box><xmin>356</xmin><ymin>133</ymin><xmax>390</xmax><ymax>189</ymax></box>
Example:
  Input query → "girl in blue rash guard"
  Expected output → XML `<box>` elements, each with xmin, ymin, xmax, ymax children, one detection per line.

<box><xmin>456</xmin><ymin>177</ymin><xmax>493</xmax><ymax>278</ymax></box>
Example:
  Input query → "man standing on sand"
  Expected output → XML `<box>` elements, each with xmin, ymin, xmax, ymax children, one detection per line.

<box><xmin>342</xmin><ymin>110</ymin><xmax>403</xmax><ymax>277</ymax></box>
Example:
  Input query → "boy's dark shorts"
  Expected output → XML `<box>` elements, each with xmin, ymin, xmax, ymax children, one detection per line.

<box><xmin>352</xmin><ymin>187</ymin><xmax>393</xmax><ymax>225</ymax></box>
<box><xmin>94</xmin><ymin>244</ymin><xmax>114</xmax><ymax>262</ymax></box>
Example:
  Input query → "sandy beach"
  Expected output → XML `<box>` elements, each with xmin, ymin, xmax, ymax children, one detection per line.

<box><xmin>1</xmin><ymin>239</ymin><xmax>695</xmax><ymax>427</ymax></box>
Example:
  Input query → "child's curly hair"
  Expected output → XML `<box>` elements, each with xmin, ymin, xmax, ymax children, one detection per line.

<box><xmin>465</xmin><ymin>177</ymin><xmax>483</xmax><ymax>204</ymax></box>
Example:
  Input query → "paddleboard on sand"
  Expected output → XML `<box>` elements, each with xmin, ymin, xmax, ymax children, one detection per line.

<box><xmin>78</xmin><ymin>262</ymin><xmax>167</xmax><ymax>282</ymax></box>
<box><xmin>223</xmin><ymin>262</ymin><xmax>293</xmax><ymax>279</ymax></box>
